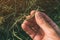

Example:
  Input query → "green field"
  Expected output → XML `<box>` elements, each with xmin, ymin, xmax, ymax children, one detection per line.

<box><xmin>0</xmin><ymin>0</ymin><xmax>60</xmax><ymax>40</ymax></box>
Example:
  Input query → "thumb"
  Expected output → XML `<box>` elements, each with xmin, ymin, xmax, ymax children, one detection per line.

<box><xmin>35</xmin><ymin>11</ymin><xmax>56</xmax><ymax>34</ymax></box>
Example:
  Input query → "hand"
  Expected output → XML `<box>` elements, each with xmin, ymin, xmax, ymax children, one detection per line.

<box><xmin>21</xmin><ymin>10</ymin><xmax>60</xmax><ymax>40</ymax></box>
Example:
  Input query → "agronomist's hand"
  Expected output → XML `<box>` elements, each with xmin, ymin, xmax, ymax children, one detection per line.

<box><xmin>21</xmin><ymin>10</ymin><xmax>60</xmax><ymax>40</ymax></box>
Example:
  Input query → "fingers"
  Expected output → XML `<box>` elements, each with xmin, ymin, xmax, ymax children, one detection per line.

<box><xmin>21</xmin><ymin>10</ymin><xmax>44</xmax><ymax>39</ymax></box>
<box><xmin>40</xmin><ymin>12</ymin><xmax>60</xmax><ymax>35</ymax></box>
<box><xmin>21</xmin><ymin>20</ymin><xmax>36</xmax><ymax>39</ymax></box>
<box><xmin>21</xmin><ymin>20</ymin><xmax>44</xmax><ymax>40</ymax></box>
<box><xmin>30</xmin><ymin>10</ymin><xmax>36</xmax><ymax>15</ymax></box>
<box><xmin>35</xmin><ymin>11</ymin><xmax>57</xmax><ymax>34</ymax></box>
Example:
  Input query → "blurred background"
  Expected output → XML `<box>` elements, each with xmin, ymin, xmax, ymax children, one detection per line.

<box><xmin>0</xmin><ymin>0</ymin><xmax>60</xmax><ymax>40</ymax></box>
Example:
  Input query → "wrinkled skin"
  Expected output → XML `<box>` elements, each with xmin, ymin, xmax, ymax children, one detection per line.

<box><xmin>21</xmin><ymin>10</ymin><xmax>60</xmax><ymax>40</ymax></box>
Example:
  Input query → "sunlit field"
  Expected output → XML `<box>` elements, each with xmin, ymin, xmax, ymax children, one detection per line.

<box><xmin>0</xmin><ymin>0</ymin><xmax>60</xmax><ymax>40</ymax></box>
